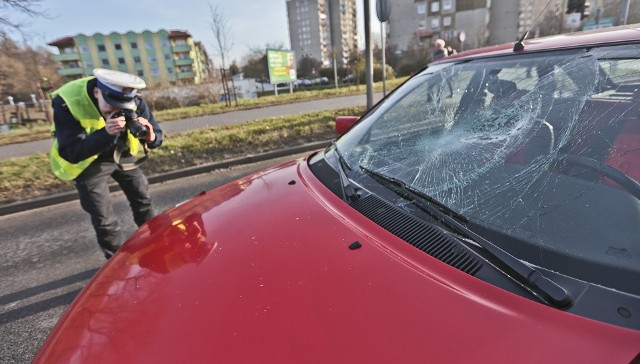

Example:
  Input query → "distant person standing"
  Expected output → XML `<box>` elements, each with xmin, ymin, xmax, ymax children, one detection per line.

<box><xmin>49</xmin><ymin>68</ymin><xmax>163</xmax><ymax>259</ymax></box>
<box><xmin>432</xmin><ymin>40</ymin><xmax>455</xmax><ymax>96</ymax></box>
<box><xmin>432</xmin><ymin>39</ymin><xmax>449</xmax><ymax>61</ymax></box>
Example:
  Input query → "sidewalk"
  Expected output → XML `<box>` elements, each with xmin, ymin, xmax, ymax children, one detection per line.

<box><xmin>0</xmin><ymin>140</ymin><xmax>331</xmax><ymax>216</ymax></box>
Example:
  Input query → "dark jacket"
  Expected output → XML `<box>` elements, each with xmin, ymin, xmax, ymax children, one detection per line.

<box><xmin>432</xmin><ymin>48</ymin><xmax>448</xmax><ymax>61</ymax></box>
<box><xmin>52</xmin><ymin>78</ymin><xmax>162</xmax><ymax>164</ymax></box>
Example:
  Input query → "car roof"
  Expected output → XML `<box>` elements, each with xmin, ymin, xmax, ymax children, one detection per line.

<box><xmin>433</xmin><ymin>24</ymin><xmax>640</xmax><ymax>64</ymax></box>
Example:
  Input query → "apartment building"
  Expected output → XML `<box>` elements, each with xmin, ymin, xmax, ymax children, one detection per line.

<box><xmin>286</xmin><ymin>0</ymin><xmax>358</xmax><ymax>68</ymax></box>
<box><xmin>47</xmin><ymin>29</ymin><xmax>213</xmax><ymax>87</ymax></box>
<box><xmin>387</xmin><ymin>0</ymin><xmax>550</xmax><ymax>54</ymax></box>
<box><xmin>387</xmin><ymin>0</ymin><xmax>456</xmax><ymax>53</ymax></box>
<box><xmin>517</xmin><ymin>0</ymin><xmax>555</xmax><ymax>36</ymax></box>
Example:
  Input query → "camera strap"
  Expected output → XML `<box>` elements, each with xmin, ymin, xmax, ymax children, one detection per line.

<box><xmin>113</xmin><ymin>136</ymin><xmax>149</xmax><ymax>171</ymax></box>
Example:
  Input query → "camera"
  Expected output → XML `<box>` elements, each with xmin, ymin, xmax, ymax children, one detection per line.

<box><xmin>113</xmin><ymin>109</ymin><xmax>148</xmax><ymax>140</ymax></box>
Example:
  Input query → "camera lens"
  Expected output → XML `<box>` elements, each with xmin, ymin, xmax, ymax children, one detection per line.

<box><xmin>123</xmin><ymin>109</ymin><xmax>148</xmax><ymax>140</ymax></box>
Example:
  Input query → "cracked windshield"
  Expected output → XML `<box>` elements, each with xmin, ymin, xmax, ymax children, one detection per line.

<box><xmin>340</xmin><ymin>46</ymin><xmax>640</xmax><ymax>291</ymax></box>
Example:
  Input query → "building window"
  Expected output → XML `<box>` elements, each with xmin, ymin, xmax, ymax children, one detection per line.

<box><xmin>80</xmin><ymin>46</ymin><xmax>89</xmax><ymax>54</ymax></box>
<box><xmin>162</xmin><ymin>41</ymin><xmax>169</xmax><ymax>48</ymax></box>
<box><xmin>118</xmin><ymin>57</ymin><xmax>125</xmax><ymax>64</ymax></box>
<box><xmin>97</xmin><ymin>44</ymin><xmax>106</xmax><ymax>52</ymax></box>
<box><xmin>137</xmin><ymin>70</ymin><xmax>144</xmax><ymax>77</ymax></box>
<box><xmin>167</xmin><ymin>67</ymin><xmax>174</xmax><ymax>74</ymax></box>
<box><xmin>443</xmin><ymin>0</ymin><xmax>452</xmax><ymax>11</ymax></box>
<box><xmin>417</xmin><ymin>3</ymin><xmax>427</xmax><ymax>14</ymax></box>
<box><xmin>85</xmin><ymin>60</ymin><xmax>93</xmax><ymax>67</ymax></box>
<box><xmin>101</xmin><ymin>58</ymin><xmax>109</xmax><ymax>66</ymax></box>
<box><xmin>114</xmin><ymin>43</ymin><xmax>122</xmax><ymax>50</ymax></box>
<box><xmin>131</xmin><ymin>42</ymin><xmax>138</xmax><ymax>49</ymax></box>
<box><xmin>165</xmin><ymin>54</ymin><xmax>171</xmax><ymax>61</ymax></box>
<box><xmin>145</xmin><ymin>41</ymin><xmax>153</xmax><ymax>49</ymax></box>
<box><xmin>431</xmin><ymin>1</ymin><xmax>440</xmax><ymax>13</ymax></box>
<box><xmin>443</xmin><ymin>16</ymin><xmax>452</xmax><ymax>26</ymax></box>
<box><xmin>151</xmin><ymin>68</ymin><xmax>159</xmax><ymax>76</ymax></box>
<box><xmin>431</xmin><ymin>17</ymin><xmax>440</xmax><ymax>29</ymax></box>
<box><xmin>149</xmin><ymin>55</ymin><xmax>157</xmax><ymax>63</ymax></box>
<box><xmin>134</xmin><ymin>56</ymin><xmax>141</xmax><ymax>63</ymax></box>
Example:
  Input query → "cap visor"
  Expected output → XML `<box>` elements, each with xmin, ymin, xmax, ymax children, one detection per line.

<box><xmin>101</xmin><ymin>90</ymin><xmax>136</xmax><ymax>110</ymax></box>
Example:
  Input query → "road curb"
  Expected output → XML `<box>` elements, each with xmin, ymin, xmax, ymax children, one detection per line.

<box><xmin>0</xmin><ymin>140</ymin><xmax>331</xmax><ymax>216</ymax></box>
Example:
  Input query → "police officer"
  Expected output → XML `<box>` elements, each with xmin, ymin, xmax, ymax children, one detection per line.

<box><xmin>50</xmin><ymin>68</ymin><xmax>163</xmax><ymax>259</ymax></box>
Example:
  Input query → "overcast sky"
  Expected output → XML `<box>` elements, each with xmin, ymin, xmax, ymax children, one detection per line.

<box><xmin>6</xmin><ymin>0</ymin><xmax>380</xmax><ymax>65</ymax></box>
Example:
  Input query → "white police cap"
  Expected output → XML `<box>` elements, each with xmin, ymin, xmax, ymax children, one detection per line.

<box><xmin>93</xmin><ymin>68</ymin><xmax>146</xmax><ymax>109</ymax></box>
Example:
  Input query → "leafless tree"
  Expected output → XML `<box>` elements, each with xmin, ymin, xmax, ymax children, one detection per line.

<box><xmin>208</xmin><ymin>3</ymin><xmax>234</xmax><ymax>70</ymax></box>
<box><xmin>0</xmin><ymin>0</ymin><xmax>45</xmax><ymax>34</ymax></box>
<box><xmin>0</xmin><ymin>34</ymin><xmax>60</xmax><ymax>101</ymax></box>
<box><xmin>241</xmin><ymin>42</ymin><xmax>284</xmax><ymax>81</ymax></box>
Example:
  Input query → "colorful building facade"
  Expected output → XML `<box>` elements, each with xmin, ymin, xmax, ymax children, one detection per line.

<box><xmin>48</xmin><ymin>29</ymin><xmax>213</xmax><ymax>87</ymax></box>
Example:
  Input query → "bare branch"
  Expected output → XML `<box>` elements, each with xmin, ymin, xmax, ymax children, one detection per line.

<box><xmin>207</xmin><ymin>2</ymin><xmax>234</xmax><ymax>70</ymax></box>
<box><xmin>0</xmin><ymin>0</ymin><xmax>46</xmax><ymax>34</ymax></box>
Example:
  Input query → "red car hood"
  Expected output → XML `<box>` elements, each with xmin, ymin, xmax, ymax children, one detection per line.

<box><xmin>35</xmin><ymin>156</ymin><xmax>640</xmax><ymax>363</ymax></box>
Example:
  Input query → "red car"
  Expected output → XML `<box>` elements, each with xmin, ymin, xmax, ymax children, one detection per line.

<box><xmin>36</xmin><ymin>26</ymin><xmax>640</xmax><ymax>363</ymax></box>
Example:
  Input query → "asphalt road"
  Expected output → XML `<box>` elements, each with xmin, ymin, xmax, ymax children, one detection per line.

<box><xmin>0</xmin><ymin>93</ymin><xmax>381</xmax><ymax>160</ymax></box>
<box><xmin>0</xmin><ymin>153</ymin><xmax>309</xmax><ymax>363</ymax></box>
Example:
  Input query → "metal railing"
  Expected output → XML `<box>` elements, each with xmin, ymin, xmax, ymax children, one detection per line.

<box><xmin>0</xmin><ymin>99</ymin><xmax>53</xmax><ymax>132</ymax></box>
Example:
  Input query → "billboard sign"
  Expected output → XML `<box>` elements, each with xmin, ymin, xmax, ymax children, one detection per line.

<box><xmin>267</xmin><ymin>49</ymin><xmax>297</xmax><ymax>84</ymax></box>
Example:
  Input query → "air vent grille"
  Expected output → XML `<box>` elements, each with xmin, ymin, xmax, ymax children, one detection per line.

<box><xmin>352</xmin><ymin>195</ymin><xmax>483</xmax><ymax>276</ymax></box>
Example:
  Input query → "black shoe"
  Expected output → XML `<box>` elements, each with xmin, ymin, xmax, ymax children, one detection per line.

<box><xmin>102</xmin><ymin>248</ymin><xmax>116</xmax><ymax>260</ymax></box>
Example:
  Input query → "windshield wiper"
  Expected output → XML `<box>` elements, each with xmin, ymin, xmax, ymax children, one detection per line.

<box><xmin>360</xmin><ymin>165</ymin><xmax>572</xmax><ymax>308</ymax></box>
<box><xmin>330</xmin><ymin>141</ymin><xmax>359</xmax><ymax>202</ymax></box>
<box><xmin>360</xmin><ymin>165</ymin><xmax>468</xmax><ymax>223</ymax></box>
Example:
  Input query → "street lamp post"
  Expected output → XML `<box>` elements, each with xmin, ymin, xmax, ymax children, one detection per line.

<box><xmin>381</xmin><ymin>21</ymin><xmax>387</xmax><ymax>97</ymax></box>
<box><xmin>364</xmin><ymin>0</ymin><xmax>374</xmax><ymax>109</ymax></box>
<box><xmin>622</xmin><ymin>0</ymin><xmax>631</xmax><ymax>25</ymax></box>
<box><xmin>376</xmin><ymin>0</ymin><xmax>391</xmax><ymax>97</ymax></box>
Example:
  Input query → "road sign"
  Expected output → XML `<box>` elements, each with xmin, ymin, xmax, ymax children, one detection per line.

<box><xmin>266</xmin><ymin>49</ymin><xmax>297</xmax><ymax>84</ymax></box>
<box><xmin>376</xmin><ymin>0</ymin><xmax>391</xmax><ymax>22</ymax></box>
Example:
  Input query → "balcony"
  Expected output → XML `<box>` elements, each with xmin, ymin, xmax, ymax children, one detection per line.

<box><xmin>176</xmin><ymin>71</ymin><xmax>195</xmax><ymax>79</ymax></box>
<box><xmin>57</xmin><ymin>67</ymin><xmax>85</xmax><ymax>77</ymax></box>
<box><xmin>174</xmin><ymin>58</ymin><xmax>194</xmax><ymax>66</ymax></box>
<box><xmin>53</xmin><ymin>53</ymin><xmax>80</xmax><ymax>62</ymax></box>
<box><xmin>172</xmin><ymin>44</ymin><xmax>192</xmax><ymax>53</ymax></box>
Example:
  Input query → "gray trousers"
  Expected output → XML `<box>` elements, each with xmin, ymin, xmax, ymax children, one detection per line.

<box><xmin>74</xmin><ymin>160</ymin><xmax>155</xmax><ymax>258</ymax></box>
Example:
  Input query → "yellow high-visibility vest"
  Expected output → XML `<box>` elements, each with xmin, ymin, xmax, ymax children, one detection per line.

<box><xmin>49</xmin><ymin>77</ymin><xmax>142</xmax><ymax>181</ymax></box>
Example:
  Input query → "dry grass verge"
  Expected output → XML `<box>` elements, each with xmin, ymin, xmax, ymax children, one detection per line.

<box><xmin>0</xmin><ymin>106</ymin><xmax>365</xmax><ymax>204</ymax></box>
